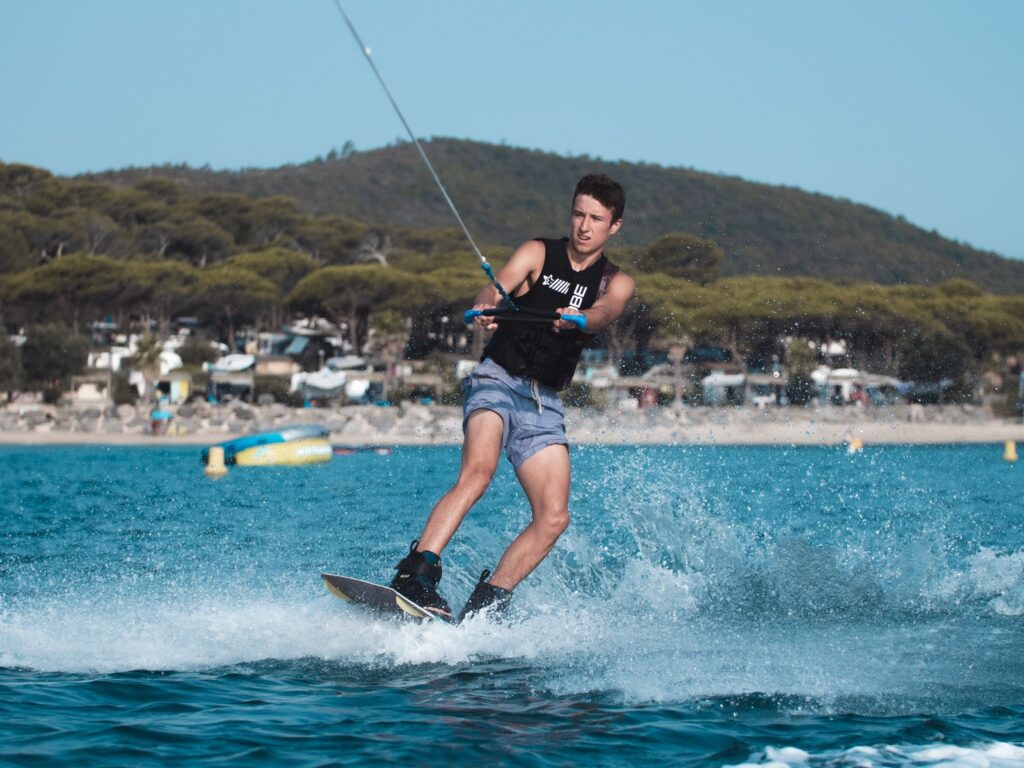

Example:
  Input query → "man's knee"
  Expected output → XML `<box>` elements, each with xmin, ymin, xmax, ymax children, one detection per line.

<box><xmin>458</xmin><ymin>460</ymin><xmax>497</xmax><ymax>496</ymax></box>
<box><xmin>539</xmin><ymin>507</ymin><xmax>570</xmax><ymax>539</ymax></box>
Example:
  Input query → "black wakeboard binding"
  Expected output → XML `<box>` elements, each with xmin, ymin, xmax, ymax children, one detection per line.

<box><xmin>390</xmin><ymin>540</ymin><xmax>452</xmax><ymax>618</ymax></box>
<box><xmin>457</xmin><ymin>569</ymin><xmax>512</xmax><ymax>623</ymax></box>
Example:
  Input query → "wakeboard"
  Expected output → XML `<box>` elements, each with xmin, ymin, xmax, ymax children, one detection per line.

<box><xmin>321</xmin><ymin>573</ymin><xmax>453</xmax><ymax>624</ymax></box>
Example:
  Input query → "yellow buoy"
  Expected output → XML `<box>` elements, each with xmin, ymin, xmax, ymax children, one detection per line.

<box><xmin>204</xmin><ymin>445</ymin><xmax>229</xmax><ymax>479</ymax></box>
<box><xmin>1004</xmin><ymin>441</ymin><xmax>1018</xmax><ymax>463</ymax></box>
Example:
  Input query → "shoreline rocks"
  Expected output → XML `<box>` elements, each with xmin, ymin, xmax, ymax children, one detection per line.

<box><xmin>1</xmin><ymin>401</ymin><xmax>1021</xmax><ymax>447</ymax></box>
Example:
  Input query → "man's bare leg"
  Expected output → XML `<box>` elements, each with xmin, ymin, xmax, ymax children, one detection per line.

<box><xmin>415</xmin><ymin>409</ymin><xmax>504</xmax><ymax>555</ymax></box>
<box><xmin>488</xmin><ymin>443</ymin><xmax>571</xmax><ymax>591</ymax></box>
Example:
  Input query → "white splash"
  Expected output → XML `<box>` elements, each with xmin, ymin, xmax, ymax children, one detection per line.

<box><xmin>729</xmin><ymin>741</ymin><xmax>1024</xmax><ymax>767</ymax></box>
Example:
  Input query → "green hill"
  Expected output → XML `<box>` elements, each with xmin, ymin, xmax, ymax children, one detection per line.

<box><xmin>4</xmin><ymin>153</ymin><xmax>1024</xmax><ymax>392</ymax></box>
<box><xmin>84</xmin><ymin>138</ymin><xmax>1024</xmax><ymax>293</ymax></box>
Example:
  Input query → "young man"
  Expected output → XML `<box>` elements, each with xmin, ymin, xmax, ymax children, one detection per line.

<box><xmin>391</xmin><ymin>174</ymin><xmax>635</xmax><ymax>621</ymax></box>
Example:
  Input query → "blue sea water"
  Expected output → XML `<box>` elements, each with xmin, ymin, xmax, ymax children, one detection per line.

<box><xmin>1</xmin><ymin>443</ymin><xmax>1023</xmax><ymax>767</ymax></box>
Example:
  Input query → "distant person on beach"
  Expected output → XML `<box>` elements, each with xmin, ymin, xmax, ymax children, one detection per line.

<box><xmin>831</xmin><ymin>385</ymin><xmax>845</xmax><ymax>406</ymax></box>
<box><xmin>851</xmin><ymin>384</ymin><xmax>869</xmax><ymax>408</ymax></box>
<box><xmin>390</xmin><ymin>174</ymin><xmax>635</xmax><ymax>621</ymax></box>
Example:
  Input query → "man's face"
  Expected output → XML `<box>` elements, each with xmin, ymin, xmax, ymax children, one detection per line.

<box><xmin>570</xmin><ymin>194</ymin><xmax>622</xmax><ymax>257</ymax></box>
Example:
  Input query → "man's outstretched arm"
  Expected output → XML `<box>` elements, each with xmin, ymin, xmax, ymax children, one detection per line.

<box><xmin>469</xmin><ymin>240</ymin><xmax>546</xmax><ymax>328</ymax></box>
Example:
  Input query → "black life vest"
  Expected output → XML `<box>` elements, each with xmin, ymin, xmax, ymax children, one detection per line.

<box><xmin>484</xmin><ymin>237</ymin><xmax>619</xmax><ymax>390</ymax></box>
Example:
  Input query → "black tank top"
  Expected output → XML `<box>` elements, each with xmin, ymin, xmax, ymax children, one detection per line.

<box><xmin>484</xmin><ymin>237</ymin><xmax>618</xmax><ymax>390</ymax></box>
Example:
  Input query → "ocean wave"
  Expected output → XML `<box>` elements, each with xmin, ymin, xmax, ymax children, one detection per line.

<box><xmin>2</xmin><ymin>444</ymin><xmax>1022</xmax><ymax>715</ymax></box>
<box><xmin>3</xmin><ymin>567</ymin><xmax>1022</xmax><ymax>716</ymax></box>
<box><xmin>728</xmin><ymin>740</ymin><xmax>1024</xmax><ymax>767</ymax></box>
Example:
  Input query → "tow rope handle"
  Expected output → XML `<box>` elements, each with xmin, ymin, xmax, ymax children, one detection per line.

<box><xmin>463</xmin><ymin>307</ymin><xmax>588</xmax><ymax>330</ymax></box>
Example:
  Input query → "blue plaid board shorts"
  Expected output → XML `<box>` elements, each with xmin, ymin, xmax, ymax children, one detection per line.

<box><xmin>461</xmin><ymin>358</ymin><xmax>568</xmax><ymax>469</ymax></box>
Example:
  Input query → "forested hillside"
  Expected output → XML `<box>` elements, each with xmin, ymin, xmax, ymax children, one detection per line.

<box><xmin>84</xmin><ymin>138</ymin><xmax>1024</xmax><ymax>293</ymax></box>
<box><xmin>2</xmin><ymin>159</ymin><xmax>1023</xmax><ymax>394</ymax></box>
<box><xmin>2</xmin><ymin>155</ymin><xmax>1024</xmax><ymax>404</ymax></box>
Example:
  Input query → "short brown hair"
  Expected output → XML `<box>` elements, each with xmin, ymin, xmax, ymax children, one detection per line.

<box><xmin>573</xmin><ymin>174</ymin><xmax>626</xmax><ymax>222</ymax></box>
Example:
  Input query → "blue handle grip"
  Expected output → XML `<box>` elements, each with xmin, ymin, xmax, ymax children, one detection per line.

<box><xmin>463</xmin><ymin>309</ymin><xmax>587</xmax><ymax>329</ymax></box>
<box><xmin>560</xmin><ymin>314</ymin><xmax>587</xmax><ymax>329</ymax></box>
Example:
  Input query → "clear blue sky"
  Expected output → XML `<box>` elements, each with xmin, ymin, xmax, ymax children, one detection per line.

<box><xmin>2</xmin><ymin>1</ymin><xmax>1022</xmax><ymax>259</ymax></box>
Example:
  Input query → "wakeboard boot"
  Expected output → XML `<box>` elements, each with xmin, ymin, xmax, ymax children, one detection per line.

<box><xmin>457</xmin><ymin>569</ymin><xmax>512</xmax><ymax>623</ymax></box>
<box><xmin>389</xmin><ymin>540</ymin><xmax>452</xmax><ymax>619</ymax></box>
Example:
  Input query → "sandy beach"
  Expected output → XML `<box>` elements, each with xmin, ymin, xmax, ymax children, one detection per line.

<box><xmin>1</xmin><ymin>401</ymin><xmax>1022</xmax><ymax>448</ymax></box>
